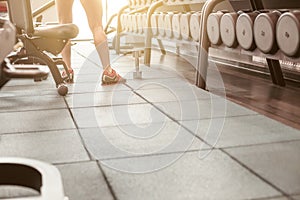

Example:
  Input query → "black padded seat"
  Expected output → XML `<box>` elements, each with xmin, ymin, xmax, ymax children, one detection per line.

<box><xmin>5</xmin><ymin>0</ymin><xmax>79</xmax><ymax>95</ymax></box>
<box><xmin>34</xmin><ymin>24</ymin><xmax>79</xmax><ymax>39</ymax></box>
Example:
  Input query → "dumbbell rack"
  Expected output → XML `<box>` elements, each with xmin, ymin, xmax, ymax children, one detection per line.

<box><xmin>115</xmin><ymin>0</ymin><xmax>300</xmax><ymax>89</ymax></box>
<box><xmin>143</xmin><ymin>0</ymin><xmax>207</xmax><ymax>65</ymax></box>
<box><xmin>114</xmin><ymin>0</ymin><xmax>206</xmax><ymax>61</ymax></box>
<box><xmin>114</xmin><ymin>0</ymin><xmax>158</xmax><ymax>54</ymax></box>
<box><xmin>196</xmin><ymin>0</ymin><xmax>300</xmax><ymax>89</ymax></box>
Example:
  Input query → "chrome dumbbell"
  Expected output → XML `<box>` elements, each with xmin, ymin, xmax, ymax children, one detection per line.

<box><xmin>207</xmin><ymin>11</ymin><xmax>224</xmax><ymax>45</ymax></box>
<box><xmin>236</xmin><ymin>11</ymin><xmax>259</xmax><ymax>51</ymax></box>
<box><xmin>220</xmin><ymin>12</ymin><xmax>239</xmax><ymax>48</ymax></box>
<box><xmin>276</xmin><ymin>11</ymin><xmax>300</xmax><ymax>57</ymax></box>
<box><xmin>254</xmin><ymin>10</ymin><xmax>281</xmax><ymax>54</ymax></box>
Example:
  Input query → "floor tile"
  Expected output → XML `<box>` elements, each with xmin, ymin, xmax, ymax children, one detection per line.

<box><xmin>72</xmin><ymin>65</ymin><xmax>102</xmax><ymax>76</ymax></box>
<box><xmin>182</xmin><ymin>115</ymin><xmax>300</xmax><ymax>148</ymax></box>
<box><xmin>262</xmin><ymin>197</ymin><xmax>290</xmax><ymax>200</ymax></box>
<box><xmin>56</xmin><ymin>161</ymin><xmax>114</xmax><ymax>200</ymax></box>
<box><xmin>125</xmin><ymin>77</ymin><xmax>194</xmax><ymax>91</ymax></box>
<box><xmin>74</xmin><ymin>47</ymin><xmax>125</xmax><ymax>70</ymax></box>
<box><xmin>293</xmin><ymin>195</ymin><xmax>300</xmax><ymax>200</ymax></box>
<box><xmin>0</xmin><ymin>95</ymin><xmax>67</xmax><ymax>113</ymax></box>
<box><xmin>79</xmin><ymin>121</ymin><xmax>205</xmax><ymax>160</ymax></box>
<box><xmin>73</xmin><ymin>74</ymin><xmax>103</xmax><ymax>83</ymax></box>
<box><xmin>66</xmin><ymin>90</ymin><xmax>145</xmax><ymax>108</ymax></box>
<box><xmin>3</xmin><ymin>77</ymin><xmax>53</xmax><ymax>87</ymax></box>
<box><xmin>0</xmin><ymin>130</ymin><xmax>89</xmax><ymax>163</ymax></box>
<box><xmin>0</xmin><ymin>109</ymin><xmax>75</xmax><ymax>134</ymax></box>
<box><xmin>72</xmin><ymin>103</ymin><xmax>171</xmax><ymax>128</ymax></box>
<box><xmin>0</xmin><ymin>84</ymin><xmax>58</xmax><ymax>97</ymax></box>
<box><xmin>206</xmin><ymin>63</ymin><xmax>229</xmax><ymax>91</ymax></box>
<box><xmin>68</xmin><ymin>82</ymin><xmax>130</xmax><ymax>94</ymax></box>
<box><xmin>135</xmin><ymin>86</ymin><xmax>215</xmax><ymax>103</ymax></box>
<box><xmin>0</xmin><ymin>186</ymin><xmax>38</xmax><ymax>199</ymax></box>
<box><xmin>153</xmin><ymin>98</ymin><xmax>257</xmax><ymax>121</ymax></box>
<box><xmin>123</xmin><ymin>71</ymin><xmax>180</xmax><ymax>80</ymax></box>
<box><xmin>226</xmin><ymin>141</ymin><xmax>300</xmax><ymax>195</ymax></box>
<box><xmin>101</xmin><ymin>150</ymin><xmax>280</xmax><ymax>200</ymax></box>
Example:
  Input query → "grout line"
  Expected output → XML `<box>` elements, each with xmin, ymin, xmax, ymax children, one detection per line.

<box><xmin>63</xmin><ymin>97</ymin><xmax>93</xmax><ymax>161</ymax></box>
<box><xmin>221</xmin><ymin>149</ymin><xmax>292</xmax><ymax>199</ymax></box>
<box><xmin>96</xmin><ymin>161</ymin><xmax>119</xmax><ymax>200</ymax></box>
<box><xmin>0</xmin><ymin>107</ymin><xmax>68</xmax><ymax>114</ymax></box>
<box><xmin>248</xmin><ymin>195</ymin><xmax>295</xmax><ymax>200</ymax></box>
<box><xmin>0</xmin><ymin>128</ymin><xmax>78</xmax><ymax>136</ymax></box>
<box><xmin>54</xmin><ymin>159</ymin><xmax>94</xmax><ymax>166</ymax></box>
<box><xmin>66</xmin><ymin>102</ymin><xmax>148</xmax><ymax>110</ymax></box>
<box><xmin>52</xmin><ymin>149</ymin><xmax>201</xmax><ymax>166</ymax></box>
<box><xmin>221</xmin><ymin>139</ymin><xmax>300</xmax><ymax>150</ymax></box>
<box><xmin>95</xmin><ymin>149</ymin><xmax>202</xmax><ymax>162</ymax></box>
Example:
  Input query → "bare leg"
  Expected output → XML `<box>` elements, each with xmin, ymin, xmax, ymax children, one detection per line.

<box><xmin>80</xmin><ymin>0</ymin><xmax>112</xmax><ymax>72</ymax></box>
<box><xmin>55</xmin><ymin>0</ymin><xmax>74</xmax><ymax>70</ymax></box>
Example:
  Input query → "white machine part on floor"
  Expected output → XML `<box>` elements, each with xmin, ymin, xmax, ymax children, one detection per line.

<box><xmin>0</xmin><ymin>157</ymin><xmax>68</xmax><ymax>200</ymax></box>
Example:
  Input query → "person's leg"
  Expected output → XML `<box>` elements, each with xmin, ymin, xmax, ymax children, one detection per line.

<box><xmin>79</xmin><ymin>0</ymin><xmax>112</xmax><ymax>71</ymax></box>
<box><xmin>55</xmin><ymin>0</ymin><xmax>74</xmax><ymax>70</ymax></box>
<box><xmin>80</xmin><ymin>0</ymin><xmax>125</xmax><ymax>84</ymax></box>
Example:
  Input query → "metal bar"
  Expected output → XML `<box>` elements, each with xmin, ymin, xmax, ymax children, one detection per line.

<box><xmin>128</xmin><ymin>6</ymin><xmax>150</xmax><ymax>15</ymax></box>
<box><xmin>157</xmin><ymin>38</ymin><xmax>166</xmax><ymax>55</ymax></box>
<box><xmin>266</xmin><ymin>58</ymin><xmax>286</xmax><ymax>86</ymax></box>
<box><xmin>104</xmin><ymin>13</ymin><xmax>117</xmax><ymax>34</ymax></box>
<box><xmin>196</xmin><ymin>0</ymin><xmax>225</xmax><ymax>89</ymax></box>
<box><xmin>251</xmin><ymin>0</ymin><xmax>286</xmax><ymax>86</ymax></box>
<box><xmin>250</xmin><ymin>0</ymin><xmax>264</xmax><ymax>10</ymax></box>
<box><xmin>32</xmin><ymin>0</ymin><xmax>55</xmax><ymax>18</ymax></box>
<box><xmin>115</xmin><ymin>5</ymin><xmax>130</xmax><ymax>54</ymax></box>
<box><xmin>144</xmin><ymin>0</ymin><xmax>164</xmax><ymax>66</ymax></box>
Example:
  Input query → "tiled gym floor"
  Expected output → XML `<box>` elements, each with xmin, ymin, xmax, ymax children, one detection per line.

<box><xmin>0</xmin><ymin>42</ymin><xmax>300</xmax><ymax>200</ymax></box>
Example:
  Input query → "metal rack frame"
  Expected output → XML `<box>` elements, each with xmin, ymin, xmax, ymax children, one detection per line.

<box><xmin>115</xmin><ymin>0</ymin><xmax>300</xmax><ymax>89</ymax></box>
<box><xmin>196</xmin><ymin>0</ymin><xmax>300</xmax><ymax>89</ymax></box>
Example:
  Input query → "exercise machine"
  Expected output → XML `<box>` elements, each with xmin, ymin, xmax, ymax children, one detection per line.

<box><xmin>4</xmin><ymin>0</ymin><xmax>78</xmax><ymax>96</ymax></box>
<box><xmin>0</xmin><ymin>18</ymin><xmax>15</xmax><ymax>87</ymax></box>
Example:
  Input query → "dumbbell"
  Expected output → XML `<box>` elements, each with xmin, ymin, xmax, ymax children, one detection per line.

<box><xmin>172</xmin><ymin>13</ymin><xmax>181</xmax><ymax>39</ymax></box>
<box><xmin>276</xmin><ymin>11</ymin><xmax>300</xmax><ymax>57</ymax></box>
<box><xmin>190</xmin><ymin>12</ymin><xmax>201</xmax><ymax>41</ymax></box>
<box><xmin>236</xmin><ymin>11</ymin><xmax>259</xmax><ymax>51</ymax></box>
<box><xmin>180</xmin><ymin>12</ymin><xmax>191</xmax><ymax>40</ymax></box>
<box><xmin>158</xmin><ymin>12</ymin><xmax>166</xmax><ymax>37</ymax></box>
<box><xmin>122</xmin><ymin>14</ymin><xmax>129</xmax><ymax>31</ymax></box>
<box><xmin>220</xmin><ymin>12</ymin><xmax>239</xmax><ymax>48</ymax></box>
<box><xmin>137</xmin><ymin>13</ymin><xmax>144</xmax><ymax>33</ymax></box>
<box><xmin>164</xmin><ymin>12</ymin><xmax>174</xmax><ymax>38</ymax></box>
<box><xmin>207</xmin><ymin>11</ymin><xmax>225</xmax><ymax>45</ymax></box>
<box><xmin>130</xmin><ymin>0</ymin><xmax>136</xmax><ymax>7</ymax></box>
<box><xmin>142</xmin><ymin>13</ymin><xmax>147</xmax><ymax>33</ymax></box>
<box><xmin>254</xmin><ymin>10</ymin><xmax>281</xmax><ymax>54</ymax></box>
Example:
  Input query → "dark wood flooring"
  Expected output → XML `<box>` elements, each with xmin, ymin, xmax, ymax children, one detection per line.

<box><xmin>216</xmin><ymin>64</ymin><xmax>300</xmax><ymax>130</ymax></box>
<box><xmin>154</xmin><ymin>52</ymin><xmax>300</xmax><ymax>130</ymax></box>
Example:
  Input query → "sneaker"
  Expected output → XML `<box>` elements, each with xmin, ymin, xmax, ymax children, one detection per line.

<box><xmin>102</xmin><ymin>68</ymin><xmax>126</xmax><ymax>85</ymax></box>
<box><xmin>62</xmin><ymin>69</ymin><xmax>74</xmax><ymax>83</ymax></box>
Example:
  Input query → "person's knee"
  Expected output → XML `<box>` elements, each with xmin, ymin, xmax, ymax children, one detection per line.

<box><xmin>91</xmin><ymin>25</ymin><xmax>107</xmax><ymax>41</ymax></box>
